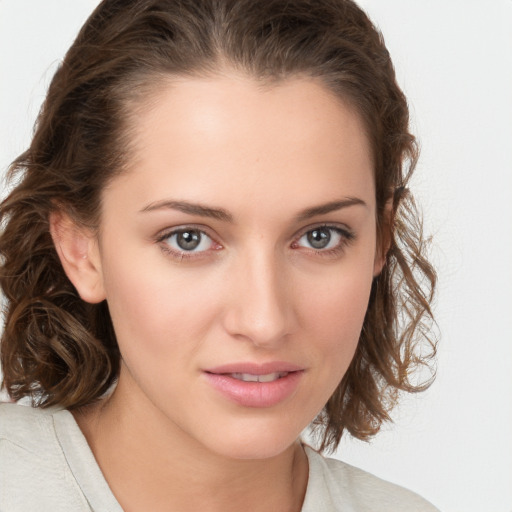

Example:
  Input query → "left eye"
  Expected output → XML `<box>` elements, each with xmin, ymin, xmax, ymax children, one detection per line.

<box><xmin>163</xmin><ymin>229</ymin><xmax>214</xmax><ymax>253</ymax></box>
<box><xmin>296</xmin><ymin>226</ymin><xmax>345</xmax><ymax>250</ymax></box>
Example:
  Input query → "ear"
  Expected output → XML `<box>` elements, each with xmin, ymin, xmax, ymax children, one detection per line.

<box><xmin>49</xmin><ymin>210</ymin><xmax>106</xmax><ymax>304</ymax></box>
<box><xmin>373</xmin><ymin>199</ymin><xmax>393</xmax><ymax>277</ymax></box>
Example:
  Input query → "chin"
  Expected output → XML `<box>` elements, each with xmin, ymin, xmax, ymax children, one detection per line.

<box><xmin>198</xmin><ymin>417</ymin><xmax>305</xmax><ymax>461</ymax></box>
<box><xmin>213</xmin><ymin>439</ymin><xmax>297</xmax><ymax>461</ymax></box>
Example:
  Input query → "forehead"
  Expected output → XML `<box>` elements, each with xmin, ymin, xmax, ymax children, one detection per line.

<box><xmin>108</xmin><ymin>73</ymin><xmax>375</xmax><ymax>218</ymax></box>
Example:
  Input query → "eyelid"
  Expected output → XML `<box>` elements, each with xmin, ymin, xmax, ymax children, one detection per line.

<box><xmin>293</xmin><ymin>222</ymin><xmax>355</xmax><ymax>242</ymax></box>
<box><xmin>156</xmin><ymin>223</ymin><xmax>207</xmax><ymax>238</ymax></box>
<box><xmin>291</xmin><ymin>223</ymin><xmax>355</xmax><ymax>254</ymax></box>
<box><xmin>155</xmin><ymin>224</ymin><xmax>223</xmax><ymax>260</ymax></box>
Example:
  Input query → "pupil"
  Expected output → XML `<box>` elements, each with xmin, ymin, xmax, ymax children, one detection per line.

<box><xmin>177</xmin><ymin>230</ymin><xmax>201</xmax><ymax>250</ymax></box>
<box><xmin>307</xmin><ymin>228</ymin><xmax>330</xmax><ymax>249</ymax></box>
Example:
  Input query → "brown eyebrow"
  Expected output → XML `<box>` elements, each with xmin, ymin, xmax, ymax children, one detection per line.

<box><xmin>294</xmin><ymin>197</ymin><xmax>367</xmax><ymax>221</ymax></box>
<box><xmin>140</xmin><ymin>197</ymin><xmax>366</xmax><ymax>223</ymax></box>
<box><xmin>140</xmin><ymin>200</ymin><xmax>233</xmax><ymax>222</ymax></box>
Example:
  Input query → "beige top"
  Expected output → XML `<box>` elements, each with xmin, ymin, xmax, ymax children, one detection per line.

<box><xmin>0</xmin><ymin>403</ymin><xmax>439</xmax><ymax>511</ymax></box>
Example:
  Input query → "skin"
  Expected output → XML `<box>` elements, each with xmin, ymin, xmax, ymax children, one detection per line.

<box><xmin>52</xmin><ymin>72</ymin><xmax>383</xmax><ymax>512</ymax></box>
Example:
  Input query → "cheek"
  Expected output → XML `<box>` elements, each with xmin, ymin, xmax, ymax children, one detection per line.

<box><xmin>289</xmin><ymin>262</ymin><xmax>375</xmax><ymax>420</ymax></box>
<box><xmin>100</xmin><ymin>255</ymin><xmax>218</xmax><ymax>359</ymax></box>
<box><xmin>303</xmin><ymin>263</ymin><xmax>374</xmax><ymax>362</ymax></box>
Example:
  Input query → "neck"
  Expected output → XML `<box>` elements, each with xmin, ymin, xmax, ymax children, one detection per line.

<box><xmin>73</xmin><ymin>373</ymin><xmax>309</xmax><ymax>512</ymax></box>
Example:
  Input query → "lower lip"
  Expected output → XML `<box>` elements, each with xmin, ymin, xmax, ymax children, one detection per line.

<box><xmin>203</xmin><ymin>371</ymin><xmax>304</xmax><ymax>408</ymax></box>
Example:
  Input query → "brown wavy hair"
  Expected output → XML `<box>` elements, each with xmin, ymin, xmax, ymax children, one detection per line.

<box><xmin>0</xmin><ymin>0</ymin><xmax>436</xmax><ymax>451</ymax></box>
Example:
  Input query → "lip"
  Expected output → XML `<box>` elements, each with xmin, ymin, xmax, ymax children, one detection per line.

<box><xmin>203</xmin><ymin>361</ymin><xmax>305</xmax><ymax>408</ymax></box>
<box><xmin>205</xmin><ymin>361</ymin><xmax>303</xmax><ymax>375</ymax></box>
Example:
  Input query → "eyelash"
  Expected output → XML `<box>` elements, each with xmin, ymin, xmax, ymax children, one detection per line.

<box><xmin>155</xmin><ymin>224</ymin><xmax>355</xmax><ymax>261</ymax></box>
<box><xmin>292</xmin><ymin>224</ymin><xmax>355</xmax><ymax>258</ymax></box>
<box><xmin>155</xmin><ymin>226</ymin><xmax>221</xmax><ymax>261</ymax></box>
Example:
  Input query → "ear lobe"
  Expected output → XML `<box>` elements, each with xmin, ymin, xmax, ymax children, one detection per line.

<box><xmin>49</xmin><ymin>211</ymin><xmax>106</xmax><ymax>304</ymax></box>
<box><xmin>373</xmin><ymin>244</ymin><xmax>388</xmax><ymax>277</ymax></box>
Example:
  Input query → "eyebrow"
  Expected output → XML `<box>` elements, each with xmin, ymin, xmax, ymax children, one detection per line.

<box><xmin>140</xmin><ymin>200</ymin><xmax>233</xmax><ymax>222</ymax></box>
<box><xmin>294</xmin><ymin>197</ymin><xmax>367</xmax><ymax>221</ymax></box>
<box><xmin>139</xmin><ymin>197</ymin><xmax>366</xmax><ymax>222</ymax></box>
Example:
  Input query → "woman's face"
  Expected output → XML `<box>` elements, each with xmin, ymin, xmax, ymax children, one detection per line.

<box><xmin>89</xmin><ymin>73</ymin><xmax>380</xmax><ymax>459</ymax></box>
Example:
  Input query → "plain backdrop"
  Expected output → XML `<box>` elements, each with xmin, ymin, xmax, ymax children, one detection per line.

<box><xmin>1</xmin><ymin>1</ymin><xmax>511</xmax><ymax>511</ymax></box>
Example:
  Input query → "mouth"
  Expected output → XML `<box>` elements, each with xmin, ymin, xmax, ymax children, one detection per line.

<box><xmin>222</xmin><ymin>371</ymin><xmax>290</xmax><ymax>383</ymax></box>
<box><xmin>203</xmin><ymin>363</ymin><xmax>304</xmax><ymax>408</ymax></box>
<box><xmin>204</xmin><ymin>361</ymin><xmax>303</xmax><ymax>376</ymax></box>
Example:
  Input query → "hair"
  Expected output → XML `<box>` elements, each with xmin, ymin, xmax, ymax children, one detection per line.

<box><xmin>0</xmin><ymin>0</ymin><xmax>436</xmax><ymax>451</ymax></box>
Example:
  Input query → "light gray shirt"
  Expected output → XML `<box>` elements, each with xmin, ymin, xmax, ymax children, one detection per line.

<box><xmin>0</xmin><ymin>403</ymin><xmax>439</xmax><ymax>511</ymax></box>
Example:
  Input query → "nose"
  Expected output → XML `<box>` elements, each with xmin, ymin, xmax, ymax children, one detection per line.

<box><xmin>222</xmin><ymin>248</ymin><xmax>294</xmax><ymax>348</ymax></box>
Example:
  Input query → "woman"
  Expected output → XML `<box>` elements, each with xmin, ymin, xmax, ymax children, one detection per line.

<box><xmin>0</xmin><ymin>0</ymin><xmax>438</xmax><ymax>510</ymax></box>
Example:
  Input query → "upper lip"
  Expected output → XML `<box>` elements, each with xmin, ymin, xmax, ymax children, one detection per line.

<box><xmin>204</xmin><ymin>361</ymin><xmax>304</xmax><ymax>375</ymax></box>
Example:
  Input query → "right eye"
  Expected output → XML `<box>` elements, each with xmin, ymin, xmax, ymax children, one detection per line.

<box><xmin>162</xmin><ymin>228</ymin><xmax>214</xmax><ymax>253</ymax></box>
<box><xmin>156</xmin><ymin>227</ymin><xmax>223</xmax><ymax>260</ymax></box>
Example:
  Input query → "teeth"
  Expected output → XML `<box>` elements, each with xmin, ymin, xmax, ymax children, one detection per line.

<box><xmin>230</xmin><ymin>372</ymin><xmax>288</xmax><ymax>383</ymax></box>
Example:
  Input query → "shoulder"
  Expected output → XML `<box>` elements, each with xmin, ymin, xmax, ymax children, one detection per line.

<box><xmin>0</xmin><ymin>401</ymin><xmax>62</xmax><ymax>456</ymax></box>
<box><xmin>0</xmin><ymin>402</ymin><xmax>92</xmax><ymax>511</ymax></box>
<box><xmin>303</xmin><ymin>446</ymin><xmax>440</xmax><ymax>512</ymax></box>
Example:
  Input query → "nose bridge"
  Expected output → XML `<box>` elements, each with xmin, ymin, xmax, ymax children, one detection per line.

<box><xmin>224</xmin><ymin>243</ymin><xmax>293</xmax><ymax>347</ymax></box>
